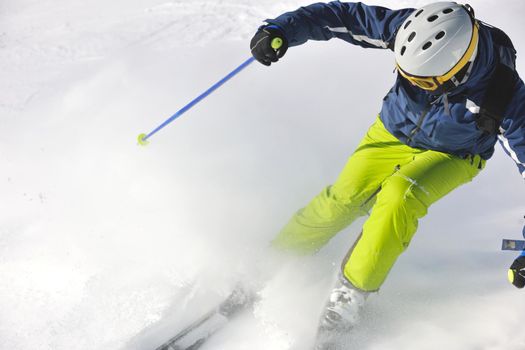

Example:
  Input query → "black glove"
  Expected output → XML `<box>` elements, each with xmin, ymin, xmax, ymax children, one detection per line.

<box><xmin>508</xmin><ymin>255</ymin><xmax>525</xmax><ymax>289</ymax></box>
<box><xmin>250</xmin><ymin>25</ymin><xmax>288</xmax><ymax>66</ymax></box>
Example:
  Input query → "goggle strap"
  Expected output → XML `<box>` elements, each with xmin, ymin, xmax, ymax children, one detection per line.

<box><xmin>462</xmin><ymin>4</ymin><xmax>476</xmax><ymax>23</ymax></box>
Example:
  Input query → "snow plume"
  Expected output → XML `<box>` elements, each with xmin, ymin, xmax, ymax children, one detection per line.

<box><xmin>1</xmin><ymin>1</ymin><xmax>525</xmax><ymax>350</ymax></box>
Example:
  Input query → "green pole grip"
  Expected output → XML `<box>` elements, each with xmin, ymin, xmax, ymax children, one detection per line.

<box><xmin>271</xmin><ymin>37</ymin><xmax>283</xmax><ymax>50</ymax></box>
<box><xmin>508</xmin><ymin>269</ymin><xmax>515</xmax><ymax>284</ymax></box>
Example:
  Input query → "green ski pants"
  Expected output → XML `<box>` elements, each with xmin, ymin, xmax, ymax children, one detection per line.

<box><xmin>272</xmin><ymin>116</ymin><xmax>485</xmax><ymax>292</ymax></box>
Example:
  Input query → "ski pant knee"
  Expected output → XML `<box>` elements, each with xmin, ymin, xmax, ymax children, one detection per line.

<box><xmin>272</xmin><ymin>185</ymin><xmax>365</xmax><ymax>254</ymax></box>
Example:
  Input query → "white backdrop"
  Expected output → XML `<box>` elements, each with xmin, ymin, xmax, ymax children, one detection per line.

<box><xmin>1</xmin><ymin>1</ymin><xmax>524</xmax><ymax>349</ymax></box>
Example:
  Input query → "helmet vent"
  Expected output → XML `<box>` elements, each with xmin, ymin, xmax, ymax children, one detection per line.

<box><xmin>435</xmin><ymin>31</ymin><xmax>445</xmax><ymax>40</ymax></box>
<box><xmin>415</xmin><ymin>9</ymin><xmax>424</xmax><ymax>17</ymax></box>
<box><xmin>403</xmin><ymin>20</ymin><xmax>412</xmax><ymax>30</ymax></box>
<box><xmin>422</xmin><ymin>42</ymin><xmax>432</xmax><ymax>50</ymax></box>
<box><xmin>408</xmin><ymin>32</ymin><xmax>416</xmax><ymax>42</ymax></box>
<box><xmin>443</xmin><ymin>8</ymin><xmax>454</xmax><ymax>14</ymax></box>
<box><xmin>400</xmin><ymin>46</ymin><xmax>406</xmax><ymax>56</ymax></box>
<box><xmin>427</xmin><ymin>15</ymin><xmax>439</xmax><ymax>22</ymax></box>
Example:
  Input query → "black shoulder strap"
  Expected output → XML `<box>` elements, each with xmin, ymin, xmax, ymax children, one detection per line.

<box><xmin>490</xmin><ymin>26</ymin><xmax>515</xmax><ymax>51</ymax></box>
<box><xmin>476</xmin><ymin>25</ymin><xmax>517</xmax><ymax>134</ymax></box>
<box><xmin>477</xmin><ymin>64</ymin><xmax>516</xmax><ymax>134</ymax></box>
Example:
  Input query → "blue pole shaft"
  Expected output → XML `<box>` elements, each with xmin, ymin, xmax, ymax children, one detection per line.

<box><xmin>143</xmin><ymin>56</ymin><xmax>256</xmax><ymax>141</ymax></box>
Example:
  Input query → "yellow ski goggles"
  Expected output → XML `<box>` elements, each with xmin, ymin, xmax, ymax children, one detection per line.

<box><xmin>397</xmin><ymin>22</ymin><xmax>479</xmax><ymax>92</ymax></box>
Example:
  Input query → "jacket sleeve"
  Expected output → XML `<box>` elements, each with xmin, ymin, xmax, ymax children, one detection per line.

<box><xmin>265</xmin><ymin>1</ymin><xmax>414</xmax><ymax>49</ymax></box>
<box><xmin>498</xmin><ymin>76</ymin><xmax>525</xmax><ymax>179</ymax></box>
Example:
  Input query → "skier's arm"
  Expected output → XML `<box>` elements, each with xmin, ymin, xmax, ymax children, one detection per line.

<box><xmin>498</xmin><ymin>77</ymin><xmax>525</xmax><ymax>180</ymax></box>
<box><xmin>264</xmin><ymin>1</ymin><xmax>414</xmax><ymax>49</ymax></box>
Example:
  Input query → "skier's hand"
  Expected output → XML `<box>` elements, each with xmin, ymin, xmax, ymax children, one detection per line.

<box><xmin>508</xmin><ymin>255</ymin><xmax>525</xmax><ymax>289</ymax></box>
<box><xmin>250</xmin><ymin>25</ymin><xmax>288</xmax><ymax>66</ymax></box>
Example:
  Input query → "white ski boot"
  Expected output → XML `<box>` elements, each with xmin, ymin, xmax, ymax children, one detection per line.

<box><xmin>319</xmin><ymin>276</ymin><xmax>368</xmax><ymax>332</ymax></box>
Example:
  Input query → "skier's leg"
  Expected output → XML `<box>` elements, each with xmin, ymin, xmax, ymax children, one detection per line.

<box><xmin>272</xmin><ymin>117</ymin><xmax>416</xmax><ymax>254</ymax></box>
<box><xmin>342</xmin><ymin>151</ymin><xmax>485</xmax><ymax>292</ymax></box>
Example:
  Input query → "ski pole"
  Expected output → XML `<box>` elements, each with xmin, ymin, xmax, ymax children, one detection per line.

<box><xmin>501</xmin><ymin>215</ymin><xmax>525</xmax><ymax>251</ymax></box>
<box><xmin>137</xmin><ymin>56</ymin><xmax>255</xmax><ymax>145</ymax></box>
<box><xmin>137</xmin><ymin>38</ymin><xmax>284</xmax><ymax>146</ymax></box>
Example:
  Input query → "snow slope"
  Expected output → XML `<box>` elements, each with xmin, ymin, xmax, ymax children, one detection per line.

<box><xmin>1</xmin><ymin>1</ymin><xmax>524</xmax><ymax>349</ymax></box>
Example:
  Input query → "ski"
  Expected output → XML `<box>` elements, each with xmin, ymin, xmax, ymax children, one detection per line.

<box><xmin>502</xmin><ymin>239</ymin><xmax>525</xmax><ymax>251</ymax></box>
<box><xmin>154</xmin><ymin>287</ymin><xmax>255</xmax><ymax>350</ymax></box>
<box><xmin>312</xmin><ymin>323</ymin><xmax>351</xmax><ymax>350</ymax></box>
<box><xmin>313</xmin><ymin>330</ymin><xmax>343</xmax><ymax>350</ymax></box>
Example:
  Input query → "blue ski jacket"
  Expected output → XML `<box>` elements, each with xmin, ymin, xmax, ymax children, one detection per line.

<box><xmin>265</xmin><ymin>1</ymin><xmax>525</xmax><ymax>179</ymax></box>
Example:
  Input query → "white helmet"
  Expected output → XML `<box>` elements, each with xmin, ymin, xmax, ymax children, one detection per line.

<box><xmin>394</xmin><ymin>2</ymin><xmax>479</xmax><ymax>91</ymax></box>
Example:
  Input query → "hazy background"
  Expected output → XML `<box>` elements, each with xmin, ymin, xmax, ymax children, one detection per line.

<box><xmin>1</xmin><ymin>0</ymin><xmax>524</xmax><ymax>349</ymax></box>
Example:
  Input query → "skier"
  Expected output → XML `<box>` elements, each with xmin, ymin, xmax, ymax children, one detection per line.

<box><xmin>250</xmin><ymin>1</ymin><xmax>525</xmax><ymax>335</ymax></box>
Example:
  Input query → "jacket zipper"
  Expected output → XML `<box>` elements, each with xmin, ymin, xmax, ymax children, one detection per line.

<box><xmin>407</xmin><ymin>105</ymin><xmax>431</xmax><ymax>143</ymax></box>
